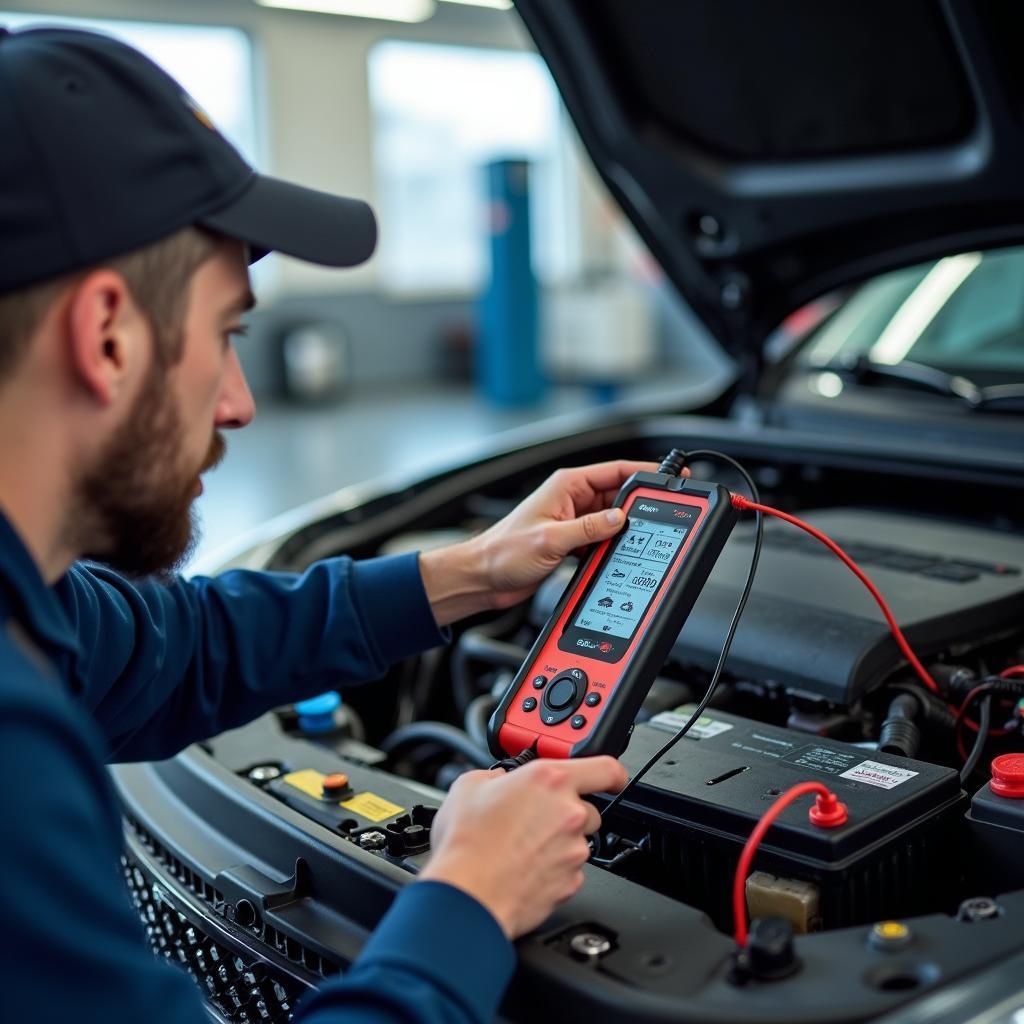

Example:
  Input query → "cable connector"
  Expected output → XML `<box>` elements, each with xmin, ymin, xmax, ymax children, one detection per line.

<box><xmin>490</xmin><ymin>744</ymin><xmax>538</xmax><ymax>772</ymax></box>
<box><xmin>808</xmin><ymin>791</ymin><xmax>848</xmax><ymax>828</ymax></box>
<box><xmin>657</xmin><ymin>448</ymin><xmax>688</xmax><ymax>477</ymax></box>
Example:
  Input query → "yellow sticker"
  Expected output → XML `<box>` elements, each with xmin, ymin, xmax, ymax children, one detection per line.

<box><xmin>282</xmin><ymin>768</ymin><xmax>326</xmax><ymax>799</ymax></box>
<box><xmin>341</xmin><ymin>792</ymin><xmax>404</xmax><ymax>822</ymax></box>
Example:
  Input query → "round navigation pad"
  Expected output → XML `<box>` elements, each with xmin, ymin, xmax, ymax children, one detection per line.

<box><xmin>545</xmin><ymin>676</ymin><xmax>579</xmax><ymax>711</ymax></box>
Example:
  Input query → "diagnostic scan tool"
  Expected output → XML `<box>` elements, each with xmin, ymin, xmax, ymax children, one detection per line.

<box><xmin>489</xmin><ymin>468</ymin><xmax>738</xmax><ymax>759</ymax></box>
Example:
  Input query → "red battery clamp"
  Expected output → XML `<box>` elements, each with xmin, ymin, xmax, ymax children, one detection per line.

<box><xmin>488</xmin><ymin>469</ymin><xmax>738</xmax><ymax>760</ymax></box>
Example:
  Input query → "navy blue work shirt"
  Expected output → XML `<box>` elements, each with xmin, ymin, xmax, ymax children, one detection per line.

<box><xmin>0</xmin><ymin>511</ymin><xmax>514</xmax><ymax>1022</ymax></box>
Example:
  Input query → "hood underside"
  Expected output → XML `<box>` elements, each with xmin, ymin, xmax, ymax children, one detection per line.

<box><xmin>515</xmin><ymin>0</ymin><xmax>1024</xmax><ymax>375</ymax></box>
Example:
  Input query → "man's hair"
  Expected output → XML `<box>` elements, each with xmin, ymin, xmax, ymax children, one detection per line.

<box><xmin>0</xmin><ymin>226</ymin><xmax>218</xmax><ymax>378</ymax></box>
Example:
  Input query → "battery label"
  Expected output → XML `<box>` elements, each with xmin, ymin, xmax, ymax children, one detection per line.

<box><xmin>782</xmin><ymin>745</ymin><xmax>860</xmax><ymax>775</ymax></box>
<box><xmin>839</xmin><ymin>760</ymin><xmax>919</xmax><ymax>789</ymax></box>
<box><xmin>341</xmin><ymin>792</ymin><xmax>405</xmax><ymax>822</ymax></box>
<box><xmin>649</xmin><ymin>705</ymin><xmax>734</xmax><ymax>740</ymax></box>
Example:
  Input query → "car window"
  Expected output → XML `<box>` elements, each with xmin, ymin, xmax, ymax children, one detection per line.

<box><xmin>804</xmin><ymin>247</ymin><xmax>1024</xmax><ymax>380</ymax></box>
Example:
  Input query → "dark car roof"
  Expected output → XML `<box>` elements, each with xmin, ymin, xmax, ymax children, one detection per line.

<box><xmin>515</xmin><ymin>0</ymin><xmax>1024</xmax><ymax>378</ymax></box>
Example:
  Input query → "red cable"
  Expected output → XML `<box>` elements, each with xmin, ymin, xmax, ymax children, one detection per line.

<box><xmin>731</xmin><ymin>495</ymin><xmax>943</xmax><ymax>697</ymax></box>
<box><xmin>733</xmin><ymin>781</ymin><xmax>833</xmax><ymax>946</ymax></box>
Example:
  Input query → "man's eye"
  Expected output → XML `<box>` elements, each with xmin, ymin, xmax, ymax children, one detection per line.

<box><xmin>224</xmin><ymin>324</ymin><xmax>248</xmax><ymax>346</ymax></box>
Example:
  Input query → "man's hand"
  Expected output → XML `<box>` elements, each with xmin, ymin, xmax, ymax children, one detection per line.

<box><xmin>420</xmin><ymin>460</ymin><xmax>662</xmax><ymax>626</ymax></box>
<box><xmin>419</xmin><ymin>756</ymin><xmax>629</xmax><ymax>939</ymax></box>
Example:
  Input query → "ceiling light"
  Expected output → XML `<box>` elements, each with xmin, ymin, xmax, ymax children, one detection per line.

<box><xmin>256</xmin><ymin>0</ymin><xmax>435</xmax><ymax>22</ymax></box>
<box><xmin>440</xmin><ymin>0</ymin><xmax>513</xmax><ymax>8</ymax></box>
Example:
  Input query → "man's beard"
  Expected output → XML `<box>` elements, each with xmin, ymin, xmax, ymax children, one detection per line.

<box><xmin>75</xmin><ymin>366</ymin><xmax>225</xmax><ymax>579</ymax></box>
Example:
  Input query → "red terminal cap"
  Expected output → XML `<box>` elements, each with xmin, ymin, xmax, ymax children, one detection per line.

<box><xmin>322</xmin><ymin>772</ymin><xmax>350</xmax><ymax>794</ymax></box>
<box><xmin>990</xmin><ymin>754</ymin><xmax>1024</xmax><ymax>799</ymax></box>
<box><xmin>808</xmin><ymin>791</ymin><xmax>848</xmax><ymax>828</ymax></box>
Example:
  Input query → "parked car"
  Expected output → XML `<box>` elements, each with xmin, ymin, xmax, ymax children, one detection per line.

<box><xmin>114</xmin><ymin>4</ymin><xmax>1024</xmax><ymax>1023</ymax></box>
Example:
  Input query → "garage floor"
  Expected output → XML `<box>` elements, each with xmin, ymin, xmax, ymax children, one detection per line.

<box><xmin>190</xmin><ymin>375</ymin><xmax>724</xmax><ymax>571</ymax></box>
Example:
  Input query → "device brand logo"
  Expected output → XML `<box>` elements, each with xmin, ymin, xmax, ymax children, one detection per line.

<box><xmin>577</xmin><ymin>638</ymin><xmax>614</xmax><ymax>653</ymax></box>
<box><xmin>637</xmin><ymin>503</ymin><xmax>659</xmax><ymax>512</ymax></box>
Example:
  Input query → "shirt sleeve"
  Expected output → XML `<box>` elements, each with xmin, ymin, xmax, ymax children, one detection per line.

<box><xmin>0</xmin><ymin>652</ymin><xmax>515</xmax><ymax>1024</ymax></box>
<box><xmin>55</xmin><ymin>552</ymin><xmax>449</xmax><ymax>762</ymax></box>
<box><xmin>0</xmin><ymin>668</ymin><xmax>210</xmax><ymax>1024</ymax></box>
<box><xmin>297</xmin><ymin>883</ymin><xmax>516</xmax><ymax>1024</ymax></box>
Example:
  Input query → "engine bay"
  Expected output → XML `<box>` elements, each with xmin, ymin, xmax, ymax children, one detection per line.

<box><xmin>113</xmin><ymin>421</ymin><xmax>1024</xmax><ymax>1023</ymax></box>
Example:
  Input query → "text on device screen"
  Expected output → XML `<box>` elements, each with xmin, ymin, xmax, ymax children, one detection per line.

<box><xmin>572</xmin><ymin>498</ymin><xmax>700</xmax><ymax>642</ymax></box>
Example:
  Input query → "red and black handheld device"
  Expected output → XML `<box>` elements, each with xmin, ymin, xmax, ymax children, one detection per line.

<box><xmin>488</xmin><ymin>470</ymin><xmax>738</xmax><ymax>760</ymax></box>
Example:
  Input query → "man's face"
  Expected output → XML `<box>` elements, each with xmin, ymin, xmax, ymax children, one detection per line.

<box><xmin>78</xmin><ymin>239</ymin><xmax>255</xmax><ymax>577</ymax></box>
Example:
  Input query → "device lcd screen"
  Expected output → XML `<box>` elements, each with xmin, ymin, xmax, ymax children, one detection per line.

<box><xmin>571</xmin><ymin>498</ymin><xmax>700</xmax><ymax>643</ymax></box>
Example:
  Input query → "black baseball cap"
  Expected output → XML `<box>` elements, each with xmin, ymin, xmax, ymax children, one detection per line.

<box><xmin>0</xmin><ymin>25</ymin><xmax>377</xmax><ymax>293</ymax></box>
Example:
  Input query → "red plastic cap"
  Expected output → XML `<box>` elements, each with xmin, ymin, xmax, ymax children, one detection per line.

<box><xmin>808</xmin><ymin>791</ymin><xmax>848</xmax><ymax>828</ymax></box>
<box><xmin>990</xmin><ymin>754</ymin><xmax>1024</xmax><ymax>799</ymax></box>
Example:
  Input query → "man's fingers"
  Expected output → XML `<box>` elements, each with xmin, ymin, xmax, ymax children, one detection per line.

<box><xmin>560</xmin><ymin>460</ymin><xmax>660</xmax><ymax>500</ymax></box>
<box><xmin>581</xmin><ymin>801</ymin><xmax>603</xmax><ymax>836</ymax></box>
<box><xmin>560</xmin><ymin>755</ymin><xmax>630</xmax><ymax>796</ymax></box>
<box><xmin>546</xmin><ymin>508</ymin><xmax>624</xmax><ymax>556</ymax></box>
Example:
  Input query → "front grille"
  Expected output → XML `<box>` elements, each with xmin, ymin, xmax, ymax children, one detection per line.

<box><xmin>122</xmin><ymin>844</ymin><xmax>312</xmax><ymax>1023</ymax></box>
<box><xmin>124</xmin><ymin>816</ymin><xmax>339</xmax><ymax>979</ymax></box>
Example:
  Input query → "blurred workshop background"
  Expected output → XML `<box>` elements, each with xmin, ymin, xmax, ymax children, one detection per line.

<box><xmin>3</xmin><ymin>0</ymin><xmax>731</xmax><ymax>566</ymax></box>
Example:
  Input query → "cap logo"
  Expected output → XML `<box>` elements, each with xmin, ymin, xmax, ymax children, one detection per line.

<box><xmin>182</xmin><ymin>91</ymin><xmax>217</xmax><ymax>133</ymax></box>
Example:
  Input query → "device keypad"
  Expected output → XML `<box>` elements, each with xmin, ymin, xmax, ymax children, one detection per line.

<box><xmin>538</xmin><ymin>667</ymin><xmax>588</xmax><ymax>727</ymax></box>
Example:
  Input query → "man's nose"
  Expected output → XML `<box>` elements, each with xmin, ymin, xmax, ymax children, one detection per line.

<box><xmin>215</xmin><ymin>346</ymin><xmax>256</xmax><ymax>429</ymax></box>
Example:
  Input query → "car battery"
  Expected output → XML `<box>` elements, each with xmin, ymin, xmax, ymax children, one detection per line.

<box><xmin>605</xmin><ymin>708</ymin><xmax>965</xmax><ymax>932</ymax></box>
<box><xmin>967</xmin><ymin>753</ymin><xmax>1024</xmax><ymax>894</ymax></box>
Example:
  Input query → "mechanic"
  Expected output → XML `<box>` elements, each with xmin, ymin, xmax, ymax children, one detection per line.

<box><xmin>0</xmin><ymin>27</ymin><xmax>636</xmax><ymax>1024</ymax></box>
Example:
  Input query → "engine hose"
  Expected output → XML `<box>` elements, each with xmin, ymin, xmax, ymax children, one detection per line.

<box><xmin>464</xmin><ymin>693</ymin><xmax>499</xmax><ymax>749</ymax></box>
<box><xmin>379</xmin><ymin>721</ymin><xmax>493</xmax><ymax>770</ymax></box>
<box><xmin>452</xmin><ymin>629</ymin><xmax>529</xmax><ymax>713</ymax></box>
<box><xmin>878</xmin><ymin>692</ymin><xmax>922</xmax><ymax>758</ymax></box>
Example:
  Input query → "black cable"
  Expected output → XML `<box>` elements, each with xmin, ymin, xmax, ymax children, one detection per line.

<box><xmin>491</xmin><ymin>743</ymin><xmax>538</xmax><ymax>772</ymax></box>
<box><xmin>595</xmin><ymin>450</ymin><xmax>764</xmax><ymax>832</ymax></box>
<box><xmin>379</xmin><ymin>721</ymin><xmax>493</xmax><ymax>770</ymax></box>
<box><xmin>961</xmin><ymin>693</ymin><xmax>994</xmax><ymax>785</ymax></box>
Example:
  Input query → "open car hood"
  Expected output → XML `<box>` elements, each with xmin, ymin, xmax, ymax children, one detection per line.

<box><xmin>515</xmin><ymin>0</ymin><xmax>1024</xmax><ymax>381</ymax></box>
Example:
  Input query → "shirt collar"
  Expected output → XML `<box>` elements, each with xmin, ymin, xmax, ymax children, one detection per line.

<box><xmin>0</xmin><ymin>509</ymin><xmax>83</xmax><ymax>674</ymax></box>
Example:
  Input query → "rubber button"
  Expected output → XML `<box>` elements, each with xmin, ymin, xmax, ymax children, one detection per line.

<box><xmin>322</xmin><ymin>773</ymin><xmax>350</xmax><ymax>797</ymax></box>
<box><xmin>532</xmin><ymin>675</ymin><xmax>547</xmax><ymax>690</ymax></box>
<box><xmin>571</xmin><ymin>715</ymin><xmax>586</xmax><ymax>730</ymax></box>
<box><xmin>522</xmin><ymin>697</ymin><xmax>537</xmax><ymax>712</ymax></box>
<box><xmin>990</xmin><ymin>753</ymin><xmax>1024</xmax><ymax>798</ymax></box>
<box><xmin>546</xmin><ymin>677</ymin><xmax>578</xmax><ymax>710</ymax></box>
<box><xmin>584</xmin><ymin>692</ymin><xmax>602</xmax><ymax>707</ymax></box>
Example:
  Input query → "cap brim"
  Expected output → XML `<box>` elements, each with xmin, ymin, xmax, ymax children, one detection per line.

<box><xmin>200</xmin><ymin>173</ymin><xmax>377</xmax><ymax>268</ymax></box>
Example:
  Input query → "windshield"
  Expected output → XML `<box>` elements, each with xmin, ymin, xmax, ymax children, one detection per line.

<box><xmin>803</xmin><ymin>247</ymin><xmax>1024</xmax><ymax>384</ymax></box>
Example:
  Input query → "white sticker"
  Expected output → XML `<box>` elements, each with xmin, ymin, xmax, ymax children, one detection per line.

<box><xmin>839</xmin><ymin>759</ymin><xmax>918</xmax><ymax>790</ymax></box>
<box><xmin>649</xmin><ymin>706</ymin><xmax>733</xmax><ymax>740</ymax></box>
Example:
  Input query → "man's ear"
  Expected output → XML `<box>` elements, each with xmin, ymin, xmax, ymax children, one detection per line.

<box><xmin>65</xmin><ymin>270</ymin><xmax>149</xmax><ymax>407</ymax></box>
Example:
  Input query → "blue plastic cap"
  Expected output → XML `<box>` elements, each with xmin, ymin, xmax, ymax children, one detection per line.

<box><xmin>294</xmin><ymin>690</ymin><xmax>341</xmax><ymax>734</ymax></box>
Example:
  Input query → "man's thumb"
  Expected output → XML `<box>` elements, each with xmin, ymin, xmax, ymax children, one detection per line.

<box><xmin>555</xmin><ymin>507</ymin><xmax>625</xmax><ymax>553</ymax></box>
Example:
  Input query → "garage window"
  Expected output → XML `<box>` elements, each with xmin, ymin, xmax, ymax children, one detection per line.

<box><xmin>368</xmin><ymin>40</ymin><xmax>576</xmax><ymax>294</ymax></box>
